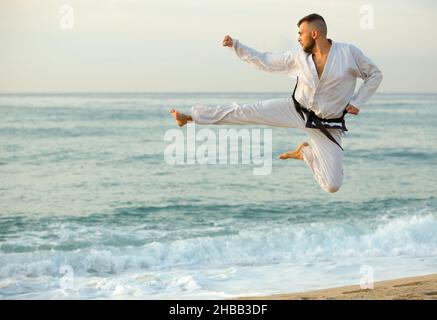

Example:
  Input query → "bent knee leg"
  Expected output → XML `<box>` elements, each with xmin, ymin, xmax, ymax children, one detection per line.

<box><xmin>322</xmin><ymin>182</ymin><xmax>342</xmax><ymax>193</ymax></box>
<box><xmin>319</xmin><ymin>175</ymin><xmax>343</xmax><ymax>193</ymax></box>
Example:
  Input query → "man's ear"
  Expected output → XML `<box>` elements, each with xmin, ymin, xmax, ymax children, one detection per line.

<box><xmin>311</xmin><ymin>30</ymin><xmax>318</xmax><ymax>39</ymax></box>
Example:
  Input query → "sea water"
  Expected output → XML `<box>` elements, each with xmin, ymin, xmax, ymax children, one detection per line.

<box><xmin>1</xmin><ymin>92</ymin><xmax>436</xmax><ymax>299</ymax></box>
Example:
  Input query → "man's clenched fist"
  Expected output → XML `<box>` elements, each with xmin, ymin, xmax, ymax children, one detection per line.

<box><xmin>222</xmin><ymin>35</ymin><xmax>233</xmax><ymax>47</ymax></box>
<box><xmin>346</xmin><ymin>104</ymin><xmax>360</xmax><ymax>115</ymax></box>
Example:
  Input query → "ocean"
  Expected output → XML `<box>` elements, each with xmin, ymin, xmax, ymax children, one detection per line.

<box><xmin>1</xmin><ymin>92</ymin><xmax>436</xmax><ymax>299</ymax></box>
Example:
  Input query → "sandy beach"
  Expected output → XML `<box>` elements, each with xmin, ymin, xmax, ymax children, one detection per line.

<box><xmin>236</xmin><ymin>274</ymin><xmax>437</xmax><ymax>300</ymax></box>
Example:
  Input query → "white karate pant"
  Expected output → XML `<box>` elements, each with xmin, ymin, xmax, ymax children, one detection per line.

<box><xmin>191</xmin><ymin>98</ymin><xmax>344</xmax><ymax>193</ymax></box>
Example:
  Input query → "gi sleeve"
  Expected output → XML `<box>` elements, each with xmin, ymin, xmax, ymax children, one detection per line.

<box><xmin>349</xmin><ymin>44</ymin><xmax>383</xmax><ymax>109</ymax></box>
<box><xmin>230</xmin><ymin>38</ymin><xmax>296</xmax><ymax>74</ymax></box>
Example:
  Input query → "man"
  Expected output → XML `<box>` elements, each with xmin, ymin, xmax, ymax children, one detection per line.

<box><xmin>170</xmin><ymin>13</ymin><xmax>383</xmax><ymax>193</ymax></box>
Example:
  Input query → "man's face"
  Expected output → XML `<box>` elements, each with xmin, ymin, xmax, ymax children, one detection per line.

<box><xmin>298</xmin><ymin>22</ymin><xmax>315</xmax><ymax>53</ymax></box>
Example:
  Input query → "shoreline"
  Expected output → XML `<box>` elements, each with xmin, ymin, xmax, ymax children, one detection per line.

<box><xmin>235</xmin><ymin>273</ymin><xmax>437</xmax><ymax>300</ymax></box>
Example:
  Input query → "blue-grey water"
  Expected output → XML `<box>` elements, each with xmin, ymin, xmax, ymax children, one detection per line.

<box><xmin>1</xmin><ymin>92</ymin><xmax>436</xmax><ymax>299</ymax></box>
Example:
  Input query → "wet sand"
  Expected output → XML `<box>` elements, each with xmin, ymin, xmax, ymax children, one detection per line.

<box><xmin>235</xmin><ymin>274</ymin><xmax>437</xmax><ymax>300</ymax></box>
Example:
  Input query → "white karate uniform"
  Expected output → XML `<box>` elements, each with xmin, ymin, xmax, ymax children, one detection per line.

<box><xmin>190</xmin><ymin>38</ymin><xmax>383</xmax><ymax>193</ymax></box>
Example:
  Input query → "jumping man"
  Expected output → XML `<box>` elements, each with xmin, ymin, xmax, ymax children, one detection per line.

<box><xmin>170</xmin><ymin>13</ymin><xmax>383</xmax><ymax>193</ymax></box>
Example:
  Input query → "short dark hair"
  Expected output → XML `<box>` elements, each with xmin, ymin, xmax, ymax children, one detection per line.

<box><xmin>297</xmin><ymin>13</ymin><xmax>327</xmax><ymax>36</ymax></box>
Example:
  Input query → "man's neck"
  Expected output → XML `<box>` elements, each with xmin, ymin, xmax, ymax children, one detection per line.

<box><xmin>312</xmin><ymin>38</ymin><xmax>332</xmax><ymax>59</ymax></box>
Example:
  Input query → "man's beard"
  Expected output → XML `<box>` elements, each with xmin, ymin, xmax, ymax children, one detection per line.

<box><xmin>303</xmin><ymin>39</ymin><xmax>315</xmax><ymax>53</ymax></box>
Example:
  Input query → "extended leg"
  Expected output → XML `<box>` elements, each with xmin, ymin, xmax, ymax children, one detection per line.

<box><xmin>173</xmin><ymin>98</ymin><xmax>306</xmax><ymax>129</ymax></box>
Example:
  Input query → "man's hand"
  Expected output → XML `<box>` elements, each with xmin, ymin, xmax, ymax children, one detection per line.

<box><xmin>222</xmin><ymin>35</ymin><xmax>233</xmax><ymax>47</ymax></box>
<box><xmin>346</xmin><ymin>104</ymin><xmax>360</xmax><ymax>115</ymax></box>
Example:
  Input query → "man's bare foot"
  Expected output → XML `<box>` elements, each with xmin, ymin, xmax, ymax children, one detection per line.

<box><xmin>278</xmin><ymin>142</ymin><xmax>309</xmax><ymax>160</ymax></box>
<box><xmin>169</xmin><ymin>108</ymin><xmax>192</xmax><ymax>127</ymax></box>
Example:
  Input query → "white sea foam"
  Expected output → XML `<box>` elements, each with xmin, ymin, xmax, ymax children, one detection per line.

<box><xmin>1</xmin><ymin>213</ymin><xmax>436</xmax><ymax>299</ymax></box>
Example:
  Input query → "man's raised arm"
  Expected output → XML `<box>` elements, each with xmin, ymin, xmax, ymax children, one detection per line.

<box><xmin>222</xmin><ymin>35</ymin><xmax>295</xmax><ymax>74</ymax></box>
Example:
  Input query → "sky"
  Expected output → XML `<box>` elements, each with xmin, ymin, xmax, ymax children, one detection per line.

<box><xmin>1</xmin><ymin>0</ymin><xmax>436</xmax><ymax>93</ymax></box>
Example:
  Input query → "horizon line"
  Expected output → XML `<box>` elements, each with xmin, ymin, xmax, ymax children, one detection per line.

<box><xmin>1</xmin><ymin>91</ymin><xmax>437</xmax><ymax>95</ymax></box>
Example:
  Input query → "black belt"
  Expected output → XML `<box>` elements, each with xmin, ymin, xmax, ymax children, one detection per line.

<box><xmin>291</xmin><ymin>78</ymin><xmax>348</xmax><ymax>151</ymax></box>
